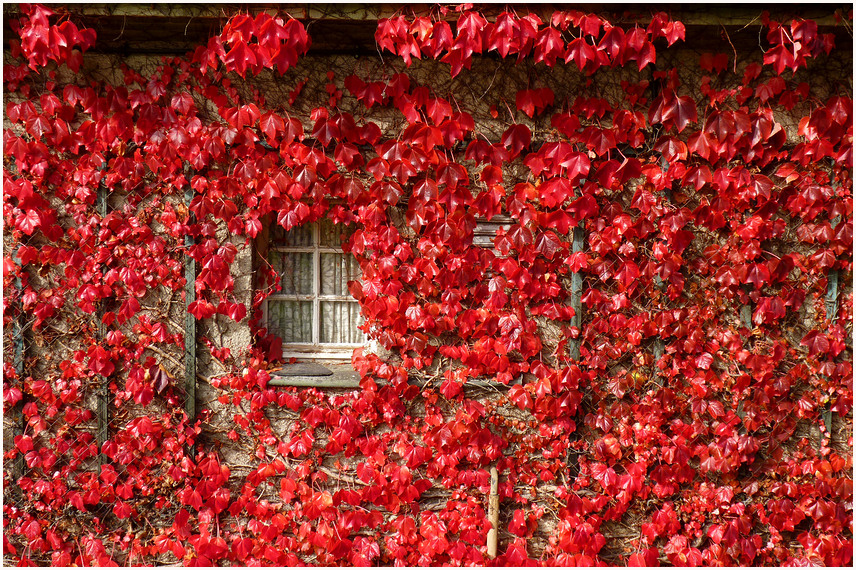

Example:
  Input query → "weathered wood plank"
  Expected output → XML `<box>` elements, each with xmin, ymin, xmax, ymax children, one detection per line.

<box><xmin>268</xmin><ymin>374</ymin><xmax>361</xmax><ymax>388</ymax></box>
<box><xmin>273</xmin><ymin>362</ymin><xmax>334</xmax><ymax>376</ymax></box>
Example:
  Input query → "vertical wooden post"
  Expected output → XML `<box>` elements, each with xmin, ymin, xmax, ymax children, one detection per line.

<box><xmin>487</xmin><ymin>466</ymin><xmax>499</xmax><ymax>558</ymax></box>
<box><xmin>96</xmin><ymin>188</ymin><xmax>110</xmax><ymax>467</ymax></box>
<box><xmin>826</xmin><ymin>214</ymin><xmax>841</xmax><ymax>323</ymax></box>
<box><xmin>568</xmin><ymin>180</ymin><xmax>587</xmax><ymax>362</ymax></box>
<box><xmin>821</xmin><ymin>175</ymin><xmax>841</xmax><ymax>439</ymax></box>
<box><xmin>11</xmin><ymin>247</ymin><xmax>27</xmax><ymax>479</ymax></box>
<box><xmin>184</xmin><ymin>187</ymin><xmax>197</xmax><ymax>425</ymax></box>
<box><xmin>826</xmin><ymin>269</ymin><xmax>839</xmax><ymax>322</ymax></box>
<box><xmin>569</xmin><ymin>224</ymin><xmax>584</xmax><ymax>361</ymax></box>
<box><xmin>739</xmin><ymin>284</ymin><xmax>753</xmax><ymax>330</ymax></box>
<box><xmin>653</xmin><ymin>166</ymin><xmax>671</xmax><ymax>367</ymax></box>
<box><xmin>737</xmin><ymin>285</ymin><xmax>753</xmax><ymax>423</ymax></box>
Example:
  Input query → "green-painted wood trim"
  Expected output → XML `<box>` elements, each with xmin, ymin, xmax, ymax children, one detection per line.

<box><xmin>826</xmin><ymin>268</ymin><xmax>840</xmax><ymax>322</ymax></box>
<box><xmin>569</xmin><ymin>223</ymin><xmax>585</xmax><ymax>362</ymax></box>
<box><xmin>826</xmin><ymin>212</ymin><xmax>841</xmax><ymax>322</ymax></box>
<box><xmin>96</xmin><ymin>187</ymin><xmax>110</xmax><ymax>468</ymax></box>
<box><xmin>740</xmin><ymin>283</ymin><xmax>753</xmax><ymax>330</ymax></box>
<box><xmin>11</xmin><ymin>246</ymin><xmax>27</xmax><ymax>479</ymax></box>
<box><xmin>184</xmin><ymin>187</ymin><xmax>197</xmax><ymax>424</ymax></box>
<box><xmin>653</xmin><ymin>163</ymin><xmax>671</xmax><ymax>369</ymax></box>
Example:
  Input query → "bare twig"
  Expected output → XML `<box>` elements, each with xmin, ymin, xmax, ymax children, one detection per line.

<box><xmin>721</xmin><ymin>25</ymin><xmax>738</xmax><ymax>74</ymax></box>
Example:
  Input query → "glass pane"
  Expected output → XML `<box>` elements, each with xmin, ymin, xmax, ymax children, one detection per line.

<box><xmin>321</xmin><ymin>253</ymin><xmax>361</xmax><ymax>296</ymax></box>
<box><xmin>270</xmin><ymin>251</ymin><xmax>314</xmax><ymax>295</ymax></box>
<box><xmin>268</xmin><ymin>300</ymin><xmax>312</xmax><ymax>343</ymax></box>
<box><xmin>272</xmin><ymin>223</ymin><xmax>314</xmax><ymax>247</ymax></box>
<box><xmin>320</xmin><ymin>301</ymin><xmax>364</xmax><ymax>344</ymax></box>
<box><xmin>319</xmin><ymin>218</ymin><xmax>349</xmax><ymax>248</ymax></box>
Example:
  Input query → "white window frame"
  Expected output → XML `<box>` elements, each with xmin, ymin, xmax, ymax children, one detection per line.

<box><xmin>264</xmin><ymin>221</ymin><xmax>364</xmax><ymax>360</ymax></box>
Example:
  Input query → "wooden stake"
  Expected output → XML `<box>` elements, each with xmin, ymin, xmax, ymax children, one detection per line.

<box><xmin>487</xmin><ymin>466</ymin><xmax>499</xmax><ymax>558</ymax></box>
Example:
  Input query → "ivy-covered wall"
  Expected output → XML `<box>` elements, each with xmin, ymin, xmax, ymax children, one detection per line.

<box><xmin>3</xmin><ymin>4</ymin><xmax>852</xmax><ymax>566</ymax></box>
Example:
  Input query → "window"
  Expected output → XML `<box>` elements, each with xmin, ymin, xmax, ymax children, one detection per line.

<box><xmin>265</xmin><ymin>218</ymin><xmax>364</xmax><ymax>359</ymax></box>
<box><xmin>473</xmin><ymin>216</ymin><xmax>512</xmax><ymax>248</ymax></box>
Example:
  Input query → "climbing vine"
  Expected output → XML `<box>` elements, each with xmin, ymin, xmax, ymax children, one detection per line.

<box><xmin>3</xmin><ymin>4</ymin><xmax>852</xmax><ymax>566</ymax></box>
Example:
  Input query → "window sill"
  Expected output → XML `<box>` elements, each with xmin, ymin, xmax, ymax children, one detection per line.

<box><xmin>266</xmin><ymin>365</ymin><xmax>522</xmax><ymax>390</ymax></box>
<box><xmin>268</xmin><ymin>362</ymin><xmax>360</xmax><ymax>388</ymax></box>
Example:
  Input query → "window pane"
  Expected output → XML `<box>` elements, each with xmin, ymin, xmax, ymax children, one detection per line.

<box><xmin>319</xmin><ymin>218</ymin><xmax>341</xmax><ymax>247</ymax></box>
<box><xmin>320</xmin><ymin>253</ymin><xmax>360</xmax><ymax>296</ymax></box>
<box><xmin>272</xmin><ymin>223</ymin><xmax>314</xmax><ymax>247</ymax></box>
<box><xmin>268</xmin><ymin>300</ymin><xmax>312</xmax><ymax>343</ymax></box>
<box><xmin>320</xmin><ymin>301</ymin><xmax>363</xmax><ymax>344</ymax></box>
<box><xmin>270</xmin><ymin>251</ymin><xmax>314</xmax><ymax>295</ymax></box>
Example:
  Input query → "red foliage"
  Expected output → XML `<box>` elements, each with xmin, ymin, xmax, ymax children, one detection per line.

<box><xmin>2</xmin><ymin>4</ymin><xmax>852</xmax><ymax>567</ymax></box>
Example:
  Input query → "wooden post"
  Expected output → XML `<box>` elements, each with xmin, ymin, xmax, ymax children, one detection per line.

<box><xmin>826</xmin><ymin>214</ymin><xmax>841</xmax><ymax>322</ymax></box>
<box><xmin>568</xmin><ymin>179</ymin><xmax>587</xmax><ymax>362</ymax></box>
<box><xmin>487</xmin><ymin>466</ymin><xmax>499</xmax><ymax>558</ymax></box>
<box><xmin>569</xmin><ymin>224</ymin><xmax>584</xmax><ymax>361</ymax></box>
<box><xmin>96</xmin><ymin>188</ymin><xmax>110</xmax><ymax>467</ymax></box>
<box><xmin>11</xmin><ymin>247</ymin><xmax>27</xmax><ymax>479</ymax></box>
<box><xmin>826</xmin><ymin>269</ymin><xmax>839</xmax><ymax>322</ymax></box>
<box><xmin>737</xmin><ymin>284</ymin><xmax>753</xmax><ymax>424</ymax></box>
<box><xmin>184</xmin><ymin>186</ymin><xmax>197</xmax><ymax>424</ymax></box>
<box><xmin>740</xmin><ymin>293</ymin><xmax>753</xmax><ymax>328</ymax></box>
<box><xmin>821</xmin><ymin>192</ymin><xmax>841</xmax><ymax>440</ymax></box>
<box><xmin>653</xmin><ymin>166</ymin><xmax>671</xmax><ymax>367</ymax></box>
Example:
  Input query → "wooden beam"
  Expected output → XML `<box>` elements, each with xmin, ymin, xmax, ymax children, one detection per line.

<box><xmin>740</xmin><ymin>286</ymin><xmax>753</xmax><ymax>330</ymax></box>
<box><xmin>184</xmin><ymin>187</ymin><xmax>197</xmax><ymax>424</ymax></box>
<box><xmin>653</xmin><ymin>161</ymin><xmax>671</xmax><ymax>367</ymax></box>
<box><xmin>3</xmin><ymin>4</ymin><xmax>849</xmax><ymax>56</ymax></box>
<box><xmin>11</xmin><ymin>3</ymin><xmax>846</xmax><ymax>25</ymax></box>
<box><xmin>10</xmin><ymin>246</ymin><xmax>27</xmax><ymax>480</ymax></box>
<box><xmin>96</xmin><ymin>186</ymin><xmax>110</xmax><ymax>468</ymax></box>
<box><xmin>826</xmin><ymin>211</ymin><xmax>841</xmax><ymax>322</ymax></box>
<box><xmin>826</xmin><ymin>268</ymin><xmax>840</xmax><ymax>322</ymax></box>
<box><xmin>569</xmin><ymin>224</ymin><xmax>585</xmax><ymax>362</ymax></box>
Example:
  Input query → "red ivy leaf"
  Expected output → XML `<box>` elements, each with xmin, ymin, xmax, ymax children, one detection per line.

<box><xmin>16</xmin><ymin>209</ymin><xmax>41</xmax><ymax>235</ymax></box>
<box><xmin>501</xmin><ymin>123</ymin><xmax>532</xmax><ymax>158</ymax></box>
<box><xmin>508</xmin><ymin>384</ymin><xmax>532</xmax><ymax>410</ymax></box>
<box><xmin>671</xmin><ymin>96</ymin><xmax>697</xmax><ymax>132</ymax></box>
<box><xmin>533</xmin><ymin>26</ymin><xmax>564</xmax><ymax>67</ymax></box>
<box><xmin>222</xmin><ymin>39</ymin><xmax>257</xmax><ymax>76</ymax></box>
<box><xmin>566</xmin><ymin>37</ymin><xmax>596</xmax><ymax>70</ymax></box>
<box><xmin>800</xmin><ymin>330</ymin><xmax>830</xmax><ymax>357</ymax></box>
<box><xmin>509</xmin><ymin>509</ymin><xmax>529</xmax><ymax>536</ymax></box>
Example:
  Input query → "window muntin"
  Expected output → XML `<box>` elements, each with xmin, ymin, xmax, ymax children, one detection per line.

<box><xmin>266</xmin><ymin>219</ymin><xmax>364</xmax><ymax>354</ymax></box>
